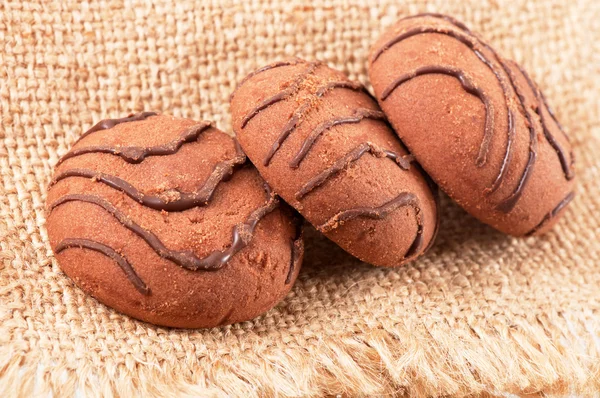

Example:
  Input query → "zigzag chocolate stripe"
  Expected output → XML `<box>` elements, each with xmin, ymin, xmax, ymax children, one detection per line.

<box><xmin>525</xmin><ymin>191</ymin><xmax>575</xmax><ymax>236</ymax></box>
<box><xmin>296</xmin><ymin>142</ymin><xmax>414</xmax><ymax>200</ymax></box>
<box><xmin>76</xmin><ymin>112</ymin><xmax>157</xmax><ymax>143</ymax></box>
<box><xmin>58</xmin><ymin>122</ymin><xmax>212</xmax><ymax>165</ymax></box>
<box><xmin>50</xmin><ymin>191</ymin><xmax>280</xmax><ymax>272</ymax></box>
<box><xmin>51</xmin><ymin>194</ymin><xmax>221</xmax><ymax>271</ymax></box>
<box><xmin>240</xmin><ymin>62</ymin><xmax>320</xmax><ymax>128</ymax></box>
<box><xmin>290</xmin><ymin>108</ymin><xmax>387</xmax><ymax>168</ymax></box>
<box><xmin>51</xmin><ymin>148</ymin><xmax>246</xmax><ymax>212</ymax></box>
<box><xmin>317</xmin><ymin>192</ymin><xmax>423</xmax><ymax>259</ymax></box>
<box><xmin>264</xmin><ymin>80</ymin><xmax>365</xmax><ymax>166</ymax></box>
<box><xmin>52</xmin><ymin>186</ymin><xmax>280</xmax><ymax>292</ymax></box>
<box><xmin>230</xmin><ymin>59</ymin><xmax>303</xmax><ymax>101</ymax></box>
<box><xmin>515</xmin><ymin>62</ymin><xmax>575</xmax><ymax>180</ymax></box>
<box><xmin>55</xmin><ymin>238</ymin><xmax>150</xmax><ymax>295</ymax></box>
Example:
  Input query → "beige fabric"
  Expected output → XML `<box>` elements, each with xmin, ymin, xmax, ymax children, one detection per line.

<box><xmin>1</xmin><ymin>0</ymin><xmax>599</xmax><ymax>396</ymax></box>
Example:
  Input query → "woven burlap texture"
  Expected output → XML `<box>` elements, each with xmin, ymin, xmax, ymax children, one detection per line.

<box><xmin>1</xmin><ymin>0</ymin><xmax>599</xmax><ymax>396</ymax></box>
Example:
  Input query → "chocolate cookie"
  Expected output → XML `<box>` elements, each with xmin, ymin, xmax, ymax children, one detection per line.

<box><xmin>231</xmin><ymin>59</ymin><xmax>439</xmax><ymax>267</ymax></box>
<box><xmin>46</xmin><ymin>113</ymin><xmax>303</xmax><ymax>328</ymax></box>
<box><xmin>368</xmin><ymin>13</ymin><xmax>576</xmax><ymax>236</ymax></box>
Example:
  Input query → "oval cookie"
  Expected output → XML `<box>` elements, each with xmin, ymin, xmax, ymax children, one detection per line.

<box><xmin>231</xmin><ymin>59</ymin><xmax>439</xmax><ymax>267</ymax></box>
<box><xmin>368</xmin><ymin>13</ymin><xmax>575</xmax><ymax>236</ymax></box>
<box><xmin>46</xmin><ymin>113</ymin><xmax>303</xmax><ymax>328</ymax></box>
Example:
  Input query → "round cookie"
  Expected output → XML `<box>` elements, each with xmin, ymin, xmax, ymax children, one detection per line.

<box><xmin>231</xmin><ymin>59</ymin><xmax>439</xmax><ymax>267</ymax></box>
<box><xmin>46</xmin><ymin>113</ymin><xmax>303</xmax><ymax>328</ymax></box>
<box><xmin>368</xmin><ymin>13</ymin><xmax>576</xmax><ymax>236</ymax></box>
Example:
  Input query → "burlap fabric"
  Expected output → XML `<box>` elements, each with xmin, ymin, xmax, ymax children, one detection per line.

<box><xmin>1</xmin><ymin>0</ymin><xmax>599</xmax><ymax>396</ymax></box>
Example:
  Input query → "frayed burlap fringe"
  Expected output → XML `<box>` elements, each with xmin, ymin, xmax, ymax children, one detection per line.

<box><xmin>2</xmin><ymin>308</ymin><xmax>600</xmax><ymax>397</ymax></box>
<box><xmin>1</xmin><ymin>0</ymin><xmax>599</xmax><ymax>396</ymax></box>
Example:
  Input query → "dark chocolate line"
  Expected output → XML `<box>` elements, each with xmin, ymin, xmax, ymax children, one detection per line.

<box><xmin>264</xmin><ymin>80</ymin><xmax>365</xmax><ymax>166</ymax></box>
<box><xmin>400</xmin><ymin>13</ymin><xmax>471</xmax><ymax>32</ymax></box>
<box><xmin>55</xmin><ymin>238</ymin><xmax>150</xmax><ymax>295</ymax></box>
<box><xmin>487</xmin><ymin>109</ymin><xmax>515</xmax><ymax>193</ymax></box>
<box><xmin>514</xmin><ymin>63</ymin><xmax>575</xmax><ymax>180</ymax></box>
<box><xmin>51</xmin><ymin>147</ymin><xmax>246</xmax><ymax>212</ymax></box>
<box><xmin>381</xmin><ymin>65</ymin><xmax>495</xmax><ymax>168</ymax></box>
<box><xmin>58</xmin><ymin>122</ymin><xmax>212</xmax><ymax>165</ymax></box>
<box><xmin>495</xmin><ymin>64</ymin><xmax>538</xmax><ymax>213</ymax></box>
<box><xmin>51</xmin><ymin>194</ymin><xmax>224</xmax><ymax>271</ymax></box>
<box><xmin>218</xmin><ymin>183</ymin><xmax>281</xmax><ymax>269</ymax></box>
<box><xmin>51</xmin><ymin>186</ymin><xmax>280</xmax><ymax>273</ymax></box>
<box><xmin>76</xmin><ymin>112</ymin><xmax>157</xmax><ymax>143</ymax></box>
<box><xmin>296</xmin><ymin>142</ymin><xmax>414</xmax><ymax>200</ymax></box>
<box><xmin>290</xmin><ymin>108</ymin><xmax>387</xmax><ymax>168</ymax></box>
<box><xmin>525</xmin><ymin>192</ymin><xmax>575</xmax><ymax>236</ymax></box>
<box><xmin>317</xmin><ymin>192</ymin><xmax>423</xmax><ymax>259</ymax></box>
<box><xmin>240</xmin><ymin>62</ymin><xmax>319</xmax><ymax>129</ymax></box>
<box><xmin>539</xmin><ymin>90</ymin><xmax>570</xmax><ymax>142</ymax></box>
<box><xmin>372</xmin><ymin>25</ymin><xmax>484</xmax><ymax>64</ymax></box>
<box><xmin>230</xmin><ymin>59</ymin><xmax>302</xmax><ymax>101</ymax></box>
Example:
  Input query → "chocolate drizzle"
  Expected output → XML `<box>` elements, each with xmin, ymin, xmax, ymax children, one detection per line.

<box><xmin>525</xmin><ymin>191</ymin><xmax>575</xmax><ymax>236</ymax></box>
<box><xmin>51</xmin><ymin>185</ymin><xmax>280</xmax><ymax>292</ymax></box>
<box><xmin>237</xmin><ymin>60</ymin><xmax>430</xmax><ymax>260</ymax></box>
<box><xmin>51</xmin><ymin>145</ymin><xmax>247</xmax><ymax>212</ymax></box>
<box><xmin>373</xmin><ymin>24</ymin><xmax>508</xmax><ymax>170</ymax></box>
<box><xmin>381</xmin><ymin>66</ymin><xmax>494</xmax><ymax>168</ymax></box>
<box><xmin>51</xmin><ymin>194</ymin><xmax>234</xmax><ymax>271</ymax></box>
<box><xmin>264</xmin><ymin>80</ymin><xmax>365</xmax><ymax>166</ymax></box>
<box><xmin>230</xmin><ymin>59</ymin><xmax>302</xmax><ymax>101</ymax></box>
<box><xmin>296</xmin><ymin>142</ymin><xmax>415</xmax><ymax>200</ymax></box>
<box><xmin>55</xmin><ymin>238</ymin><xmax>150</xmax><ymax>295</ymax></box>
<box><xmin>76</xmin><ymin>112</ymin><xmax>157</xmax><ymax>143</ymax></box>
<box><xmin>240</xmin><ymin>62</ymin><xmax>319</xmax><ymax>128</ymax></box>
<box><xmin>515</xmin><ymin>62</ymin><xmax>575</xmax><ymax>180</ymax></box>
<box><xmin>318</xmin><ymin>192</ymin><xmax>423</xmax><ymax>259</ymax></box>
<box><xmin>58</xmin><ymin>122</ymin><xmax>212</xmax><ymax>165</ymax></box>
<box><xmin>205</xmin><ymin>182</ymin><xmax>280</xmax><ymax>270</ymax></box>
<box><xmin>373</xmin><ymin>25</ymin><xmax>480</xmax><ymax>65</ymax></box>
<box><xmin>290</xmin><ymin>108</ymin><xmax>387</xmax><ymax>168</ymax></box>
<box><xmin>372</xmin><ymin>14</ymin><xmax>573</xmax><ymax>213</ymax></box>
<box><xmin>495</xmin><ymin>64</ymin><xmax>538</xmax><ymax>212</ymax></box>
<box><xmin>401</xmin><ymin>13</ymin><xmax>471</xmax><ymax>33</ymax></box>
<box><xmin>487</xmin><ymin>110</ymin><xmax>515</xmax><ymax>193</ymax></box>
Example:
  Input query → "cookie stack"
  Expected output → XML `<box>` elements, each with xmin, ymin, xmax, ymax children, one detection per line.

<box><xmin>46</xmin><ymin>14</ymin><xmax>575</xmax><ymax>328</ymax></box>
